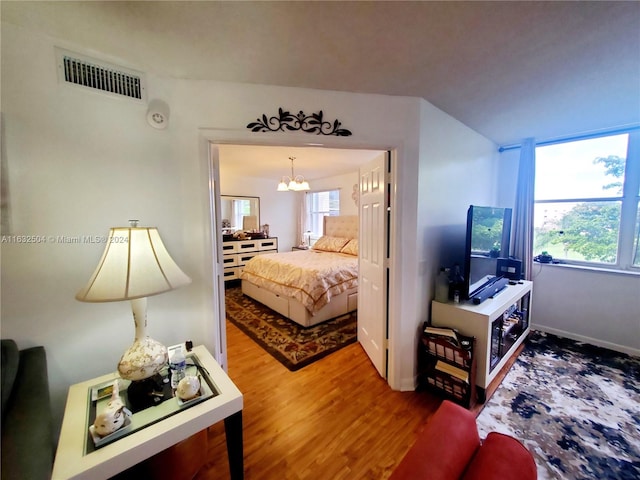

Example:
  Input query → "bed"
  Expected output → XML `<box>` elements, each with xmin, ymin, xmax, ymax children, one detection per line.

<box><xmin>240</xmin><ymin>215</ymin><xmax>359</xmax><ymax>327</ymax></box>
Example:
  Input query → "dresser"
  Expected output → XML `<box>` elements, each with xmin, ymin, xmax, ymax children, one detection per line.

<box><xmin>222</xmin><ymin>237</ymin><xmax>278</xmax><ymax>282</ymax></box>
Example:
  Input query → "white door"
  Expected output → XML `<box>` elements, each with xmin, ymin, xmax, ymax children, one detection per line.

<box><xmin>358</xmin><ymin>152</ymin><xmax>389</xmax><ymax>377</ymax></box>
<box><xmin>209</xmin><ymin>144</ymin><xmax>228</xmax><ymax>371</ymax></box>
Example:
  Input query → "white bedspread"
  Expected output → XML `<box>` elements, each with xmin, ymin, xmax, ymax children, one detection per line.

<box><xmin>240</xmin><ymin>250</ymin><xmax>358</xmax><ymax>315</ymax></box>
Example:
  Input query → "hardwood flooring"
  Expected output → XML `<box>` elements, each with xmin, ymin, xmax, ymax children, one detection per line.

<box><xmin>192</xmin><ymin>320</ymin><xmax>525</xmax><ymax>479</ymax></box>
<box><xmin>194</xmin><ymin>321</ymin><xmax>440</xmax><ymax>480</ymax></box>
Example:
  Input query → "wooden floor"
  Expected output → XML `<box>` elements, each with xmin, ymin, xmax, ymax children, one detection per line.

<box><xmin>192</xmin><ymin>320</ymin><xmax>525</xmax><ymax>479</ymax></box>
<box><xmin>194</xmin><ymin>320</ymin><xmax>440</xmax><ymax>480</ymax></box>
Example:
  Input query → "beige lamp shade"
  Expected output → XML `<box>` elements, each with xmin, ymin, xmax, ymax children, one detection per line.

<box><xmin>76</xmin><ymin>225</ymin><xmax>191</xmax><ymax>382</ymax></box>
<box><xmin>76</xmin><ymin>226</ymin><xmax>191</xmax><ymax>302</ymax></box>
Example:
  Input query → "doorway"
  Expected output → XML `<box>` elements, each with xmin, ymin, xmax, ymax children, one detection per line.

<box><xmin>204</xmin><ymin>135</ymin><xmax>398</xmax><ymax>388</ymax></box>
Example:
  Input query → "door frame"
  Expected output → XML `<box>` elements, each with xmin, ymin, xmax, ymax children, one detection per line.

<box><xmin>200</xmin><ymin>129</ymin><xmax>401</xmax><ymax>389</ymax></box>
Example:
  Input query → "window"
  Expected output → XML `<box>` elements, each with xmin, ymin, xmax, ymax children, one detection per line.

<box><xmin>533</xmin><ymin>131</ymin><xmax>640</xmax><ymax>270</ymax></box>
<box><xmin>305</xmin><ymin>189</ymin><xmax>340</xmax><ymax>244</ymax></box>
<box><xmin>230</xmin><ymin>199</ymin><xmax>253</xmax><ymax>231</ymax></box>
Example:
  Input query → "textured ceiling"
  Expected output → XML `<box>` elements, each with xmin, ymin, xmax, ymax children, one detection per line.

<box><xmin>2</xmin><ymin>1</ymin><xmax>639</xmax><ymax>177</ymax></box>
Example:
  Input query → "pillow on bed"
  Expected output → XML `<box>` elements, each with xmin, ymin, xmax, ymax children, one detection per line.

<box><xmin>340</xmin><ymin>239</ymin><xmax>358</xmax><ymax>256</ymax></box>
<box><xmin>312</xmin><ymin>236</ymin><xmax>350</xmax><ymax>252</ymax></box>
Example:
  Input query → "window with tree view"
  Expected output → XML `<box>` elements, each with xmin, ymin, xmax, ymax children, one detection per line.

<box><xmin>305</xmin><ymin>189</ymin><xmax>340</xmax><ymax>245</ymax></box>
<box><xmin>534</xmin><ymin>131</ymin><xmax>640</xmax><ymax>269</ymax></box>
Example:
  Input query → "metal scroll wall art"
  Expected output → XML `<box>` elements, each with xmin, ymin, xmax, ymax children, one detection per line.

<box><xmin>247</xmin><ymin>108</ymin><xmax>352</xmax><ymax>136</ymax></box>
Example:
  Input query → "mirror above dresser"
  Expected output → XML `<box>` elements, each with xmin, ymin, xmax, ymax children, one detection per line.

<box><xmin>220</xmin><ymin>195</ymin><xmax>260</xmax><ymax>234</ymax></box>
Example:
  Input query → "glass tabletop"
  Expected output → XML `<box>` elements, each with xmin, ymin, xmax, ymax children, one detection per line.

<box><xmin>84</xmin><ymin>352</ymin><xmax>219</xmax><ymax>454</ymax></box>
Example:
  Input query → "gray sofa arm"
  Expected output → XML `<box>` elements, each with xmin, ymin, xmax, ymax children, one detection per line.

<box><xmin>1</xmin><ymin>345</ymin><xmax>54</xmax><ymax>480</ymax></box>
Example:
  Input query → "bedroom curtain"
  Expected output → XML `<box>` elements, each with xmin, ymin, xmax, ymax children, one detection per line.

<box><xmin>298</xmin><ymin>192</ymin><xmax>307</xmax><ymax>246</ymax></box>
<box><xmin>511</xmin><ymin>137</ymin><xmax>536</xmax><ymax>281</ymax></box>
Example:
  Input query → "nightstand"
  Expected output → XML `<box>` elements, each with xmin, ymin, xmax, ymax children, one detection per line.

<box><xmin>53</xmin><ymin>345</ymin><xmax>244</xmax><ymax>479</ymax></box>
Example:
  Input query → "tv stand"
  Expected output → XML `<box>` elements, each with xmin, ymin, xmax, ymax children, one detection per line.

<box><xmin>431</xmin><ymin>280</ymin><xmax>532</xmax><ymax>403</ymax></box>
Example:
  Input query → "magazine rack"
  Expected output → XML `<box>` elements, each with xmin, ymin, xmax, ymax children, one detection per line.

<box><xmin>418</xmin><ymin>323</ymin><xmax>477</xmax><ymax>408</ymax></box>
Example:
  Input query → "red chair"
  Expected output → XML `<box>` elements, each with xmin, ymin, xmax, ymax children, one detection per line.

<box><xmin>390</xmin><ymin>400</ymin><xmax>537</xmax><ymax>480</ymax></box>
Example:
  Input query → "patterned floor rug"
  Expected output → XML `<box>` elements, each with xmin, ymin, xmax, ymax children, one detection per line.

<box><xmin>476</xmin><ymin>331</ymin><xmax>640</xmax><ymax>480</ymax></box>
<box><xmin>225</xmin><ymin>286</ymin><xmax>357</xmax><ymax>371</ymax></box>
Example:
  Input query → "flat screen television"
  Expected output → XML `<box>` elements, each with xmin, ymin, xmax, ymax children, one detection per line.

<box><xmin>463</xmin><ymin>205</ymin><xmax>512</xmax><ymax>300</ymax></box>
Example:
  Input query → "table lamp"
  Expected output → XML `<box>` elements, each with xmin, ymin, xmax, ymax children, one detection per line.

<box><xmin>76</xmin><ymin>221</ymin><xmax>191</xmax><ymax>384</ymax></box>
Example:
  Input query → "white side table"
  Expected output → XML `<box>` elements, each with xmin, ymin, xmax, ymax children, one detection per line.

<box><xmin>52</xmin><ymin>345</ymin><xmax>243</xmax><ymax>479</ymax></box>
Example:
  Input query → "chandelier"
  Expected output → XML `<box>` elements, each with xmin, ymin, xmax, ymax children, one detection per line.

<box><xmin>277</xmin><ymin>156</ymin><xmax>310</xmax><ymax>192</ymax></box>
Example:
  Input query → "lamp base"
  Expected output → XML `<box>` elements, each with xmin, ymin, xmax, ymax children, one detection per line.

<box><xmin>117</xmin><ymin>337</ymin><xmax>168</xmax><ymax>381</ymax></box>
<box><xmin>126</xmin><ymin>374</ymin><xmax>167</xmax><ymax>412</ymax></box>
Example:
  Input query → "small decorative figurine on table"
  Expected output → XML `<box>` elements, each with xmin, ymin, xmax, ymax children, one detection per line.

<box><xmin>92</xmin><ymin>380</ymin><xmax>129</xmax><ymax>437</ymax></box>
<box><xmin>176</xmin><ymin>375</ymin><xmax>201</xmax><ymax>401</ymax></box>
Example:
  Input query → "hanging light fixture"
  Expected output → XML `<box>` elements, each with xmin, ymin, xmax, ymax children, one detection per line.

<box><xmin>277</xmin><ymin>156</ymin><xmax>310</xmax><ymax>192</ymax></box>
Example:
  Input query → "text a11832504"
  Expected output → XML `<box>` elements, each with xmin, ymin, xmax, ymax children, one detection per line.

<box><xmin>1</xmin><ymin>234</ymin><xmax>129</xmax><ymax>244</ymax></box>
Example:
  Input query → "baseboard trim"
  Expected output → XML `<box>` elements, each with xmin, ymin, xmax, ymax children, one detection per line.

<box><xmin>401</xmin><ymin>377</ymin><xmax>417</xmax><ymax>392</ymax></box>
<box><xmin>533</xmin><ymin>324</ymin><xmax>640</xmax><ymax>357</ymax></box>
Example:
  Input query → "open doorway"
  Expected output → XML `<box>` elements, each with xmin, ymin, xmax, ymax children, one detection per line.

<box><xmin>211</xmin><ymin>143</ymin><xmax>391</xmax><ymax>380</ymax></box>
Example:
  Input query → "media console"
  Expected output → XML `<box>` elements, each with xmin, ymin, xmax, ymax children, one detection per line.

<box><xmin>431</xmin><ymin>280</ymin><xmax>532</xmax><ymax>403</ymax></box>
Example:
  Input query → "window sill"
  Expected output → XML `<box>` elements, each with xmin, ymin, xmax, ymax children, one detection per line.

<box><xmin>533</xmin><ymin>261</ymin><xmax>640</xmax><ymax>277</ymax></box>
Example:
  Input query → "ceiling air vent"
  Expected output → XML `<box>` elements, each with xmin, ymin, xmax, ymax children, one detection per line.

<box><xmin>56</xmin><ymin>49</ymin><xmax>146</xmax><ymax>101</ymax></box>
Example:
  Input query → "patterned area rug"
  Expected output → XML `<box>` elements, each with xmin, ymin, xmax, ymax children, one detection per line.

<box><xmin>476</xmin><ymin>331</ymin><xmax>640</xmax><ymax>480</ymax></box>
<box><xmin>225</xmin><ymin>286</ymin><xmax>357</xmax><ymax>371</ymax></box>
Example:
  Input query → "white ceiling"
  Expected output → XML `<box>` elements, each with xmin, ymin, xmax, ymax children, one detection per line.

<box><xmin>2</xmin><ymin>1</ymin><xmax>639</xmax><ymax>179</ymax></box>
<box><xmin>218</xmin><ymin>145</ymin><xmax>382</xmax><ymax>182</ymax></box>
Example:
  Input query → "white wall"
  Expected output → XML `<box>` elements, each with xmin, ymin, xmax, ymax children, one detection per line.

<box><xmin>415</xmin><ymin>101</ymin><xmax>500</xmax><ymax>386</ymax></box>
<box><xmin>532</xmin><ymin>265</ymin><xmax>640</xmax><ymax>354</ymax></box>
<box><xmin>309</xmin><ymin>170</ymin><xmax>361</xmax><ymax>217</ymax></box>
<box><xmin>1</xmin><ymin>23</ymin><xmax>213</xmax><ymax>435</ymax></box>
